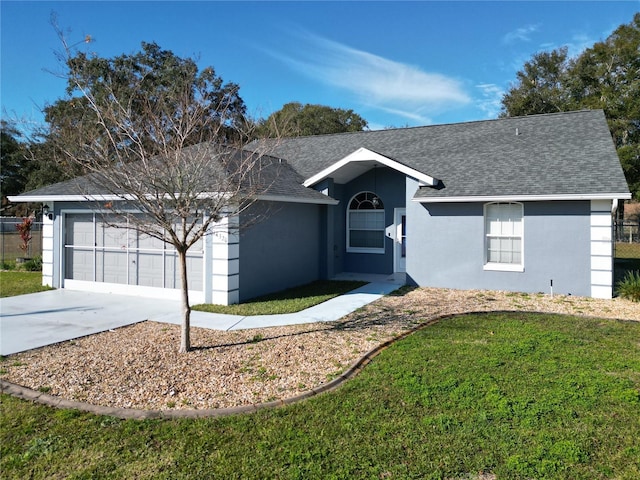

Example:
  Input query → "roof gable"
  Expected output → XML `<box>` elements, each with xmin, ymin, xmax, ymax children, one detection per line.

<box><xmin>302</xmin><ymin>147</ymin><xmax>439</xmax><ymax>187</ymax></box>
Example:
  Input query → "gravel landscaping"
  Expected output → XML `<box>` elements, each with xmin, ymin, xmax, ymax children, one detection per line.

<box><xmin>2</xmin><ymin>287</ymin><xmax>639</xmax><ymax>411</ymax></box>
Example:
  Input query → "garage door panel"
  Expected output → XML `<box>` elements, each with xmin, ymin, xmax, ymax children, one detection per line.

<box><xmin>65</xmin><ymin>248</ymin><xmax>93</xmax><ymax>281</ymax></box>
<box><xmin>186</xmin><ymin>255</ymin><xmax>203</xmax><ymax>291</ymax></box>
<box><xmin>66</xmin><ymin>214</ymin><xmax>94</xmax><ymax>246</ymax></box>
<box><xmin>97</xmin><ymin>223</ymin><xmax>127</xmax><ymax>248</ymax></box>
<box><xmin>98</xmin><ymin>251</ymin><xmax>128</xmax><ymax>284</ymax></box>
<box><xmin>164</xmin><ymin>253</ymin><xmax>203</xmax><ymax>291</ymax></box>
<box><xmin>135</xmin><ymin>252</ymin><xmax>164</xmax><ymax>288</ymax></box>
<box><xmin>164</xmin><ymin>254</ymin><xmax>178</xmax><ymax>289</ymax></box>
<box><xmin>136</xmin><ymin>232</ymin><xmax>165</xmax><ymax>250</ymax></box>
<box><xmin>65</xmin><ymin>213</ymin><xmax>203</xmax><ymax>293</ymax></box>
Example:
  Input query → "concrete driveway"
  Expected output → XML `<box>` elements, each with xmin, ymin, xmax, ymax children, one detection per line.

<box><xmin>0</xmin><ymin>290</ymin><xmax>182</xmax><ymax>356</ymax></box>
<box><xmin>0</xmin><ymin>279</ymin><xmax>401</xmax><ymax>356</ymax></box>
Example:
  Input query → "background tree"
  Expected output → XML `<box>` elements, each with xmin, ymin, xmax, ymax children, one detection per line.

<box><xmin>50</xmin><ymin>30</ymin><xmax>280</xmax><ymax>353</ymax></box>
<box><xmin>257</xmin><ymin>102</ymin><xmax>368</xmax><ymax>137</ymax></box>
<box><xmin>1</xmin><ymin>121</ymin><xmax>29</xmax><ymax>212</ymax></box>
<box><xmin>45</xmin><ymin>40</ymin><xmax>248</xmax><ymax>155</ymax></box>
<box><xmin>500</xmin><ymin>48</ymin><xmax>572</xmax><ymax>115</ymax></box>
<box><xmin>501</xmin><ymin>13</ymin><xmax>640</xmax><ymax>199</ymax></box>
<box><xmin>21</xmin><ymin>137</ymin><xmax>72</xmax><ymax>192</ymax></box>
<box><xmin>0</xmin><ymin>121</ymin><xmax>54</xmax><ymax>216</ymax></box>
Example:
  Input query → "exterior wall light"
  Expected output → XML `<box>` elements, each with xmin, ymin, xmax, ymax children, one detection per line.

<box><xmin>43</xmin><ymin>204</ymin><xmax>53</xmax><ymax>220</ymax></box>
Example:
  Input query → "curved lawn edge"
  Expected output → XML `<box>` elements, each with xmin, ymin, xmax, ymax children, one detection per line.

<box><xmin>2</xmin><ymin>310</ymin><xmax>624</xmax><ymax>420</ymax></box>
<box><xmin>0</xmin><ymin>315</ymin><xmax>443</xmax><ymax>419</ymax></box>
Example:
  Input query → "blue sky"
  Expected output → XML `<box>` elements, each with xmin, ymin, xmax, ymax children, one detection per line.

<box><xmin>1</xmin><ymin>1</ymin><xmax>638</xmax><ymax>131</ymax></box>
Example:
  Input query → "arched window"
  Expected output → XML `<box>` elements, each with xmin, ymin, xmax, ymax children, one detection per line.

<box><xmin>484</xmin><ymin>202</ymin><xmax>524</xmax><ymax>271</ymax></box>
<box><xmin>347</xmin><ymin>192</ymin><xmax>385</xmax><ymax>253</ymax></box>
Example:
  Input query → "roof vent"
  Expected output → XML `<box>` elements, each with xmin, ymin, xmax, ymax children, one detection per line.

<box><xmin>515</xmin><ymin>128</ymin><xmax>520</xmax><ymax>136</ymax></box>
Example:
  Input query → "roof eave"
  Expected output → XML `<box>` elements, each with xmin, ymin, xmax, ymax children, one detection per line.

<box><xmin>7</xmin><ymin>194</ymin><xmax>123</xmax><ymax>203</ymax></box>
<box><xmin>7</xmin><ymin>192</ymin><xmax>231</xmax><ymax>203</ymax></box>
<box><xmin>254</xmin><ymin>194</ymin><xmax>339</xmax><ymax>205</ymax></box>
<box><xmin>9</xmin><ymin>192</ymin><xmax>339</xmax><ymax>206</ymax></box>
<box><xmin>413</xmin><ymin>192</ymin><xmax>633</xmax><ymax>203</ymax></box>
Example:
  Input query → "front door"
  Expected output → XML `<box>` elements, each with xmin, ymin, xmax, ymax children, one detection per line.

<box><xmin>394</xmin><ymin>208</ymin><xmax>406</xmax><ymax>273</ymax></box>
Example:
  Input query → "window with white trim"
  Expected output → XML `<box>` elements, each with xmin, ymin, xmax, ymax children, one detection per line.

<box><xmin>347</xmin><ymin>192</ymin><xmax>385</xmax><ymax>253</ymax></box>
<box><xmin>484</xmin><ymin>202</ymin><xmax>523</xmax><ymax>271</ymax></box>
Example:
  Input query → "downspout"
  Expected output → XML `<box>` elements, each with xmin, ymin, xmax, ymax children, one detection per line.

<box><xmin>612</xmin><ymin>198</ymin><xmax>619</xmax><ymax>258</ymax></box>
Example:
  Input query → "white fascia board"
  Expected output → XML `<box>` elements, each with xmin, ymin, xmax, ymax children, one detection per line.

<box><xmin>413</xmin><ymin>192</ymin><xmax>633</xmax><ymax>203</ymax></box>
<box><xmin>303</xmin><ymin>147</ymin><xmax>438</xmax><ymax>187</ymax></box>
<box><xmin>7</xmin><ymin>194</ymin><xmax>125</xmax><ymax>203</ymax></box>
<box><xmin>255</xmin><ymin>194</ymin><xmax>339</xmax><ymax>205</ymax></box>
<box><xmin>9</xmin><ymin>192</ymin><xmax>230</xmax><ymax>203</ymax></box>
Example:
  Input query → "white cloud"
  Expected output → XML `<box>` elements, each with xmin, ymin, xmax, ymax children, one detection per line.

<box><xmin>374</xmin><ymin>105</ymin><xmax>433</xmax><ymax>125</ymax></box>
<box><xmin>503</xmin><ymin>24</ymin><xmax>540</xmax><ymax>44</ymax></box>
<box><xmin>263</xmin><ymin>31</ymin><xmax>470</xmax><ymax>123</ymax></box>
<box><xmin>475</xmin><ymin>83</ymin><xmax>505</xmax><ymax>119</ymax></box>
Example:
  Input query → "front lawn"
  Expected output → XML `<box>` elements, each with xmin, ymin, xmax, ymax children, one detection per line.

<box><xmin>0</xmin><ymin>271</ymin><xmax>52</xmax><ymax>298</ymax></box>
<box><xmin>192</xmin><ymin>280</ymin><xmax>366</xmax><ymax>315</ymax></box>
<box><xmin>2</xmin><ymin>312</ymin><xmax>639</xmax><ymax>479</ymax></box>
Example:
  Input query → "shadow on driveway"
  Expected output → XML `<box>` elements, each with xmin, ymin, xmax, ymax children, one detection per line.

<box><xmin>0</xmin><ymin>290</ymin><xmax>181</xmax><ymax>355</ymax></box>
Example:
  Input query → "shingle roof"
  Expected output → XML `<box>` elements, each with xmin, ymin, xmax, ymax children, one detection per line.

<box><xmin>14</xmin><ymin>176</ymin><xmax>92</xmax><ymax>197</ymax></box>
<box><xmin>251</xmin><ymin>156</ymin><xmax>337</xmax><ymax>204</ymax></box>
<box><xmin>260</xmin><ymin>109</ymin><xmax>630</xmax><ymax>200</ymax></box>
<box><xmin>14</xmin><ymin>110</ymin><xmax>630</xmax><ymax>204</ymax></box>
<box><xmin>12</xmin><ymin>145</ymin><xmax>337</xmax><ymax>205</ymax></box>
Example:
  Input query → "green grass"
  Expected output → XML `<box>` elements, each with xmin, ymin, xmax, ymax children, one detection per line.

<box><xmin>192</xmin><ymin>280</ymin><xmax>367</xmax><ymax>315</ymax></box>
<box><xmin>2</xmin><ymin>312</ymin><xmax>639</xmax><ymax>479</ymax></box>
<box><xmin>0</xmin><ymin>271</ymin><xmax>52</xmax><ymax>298</ymax></box>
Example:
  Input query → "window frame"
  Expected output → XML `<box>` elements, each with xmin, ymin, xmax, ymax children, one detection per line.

<box><xmin>483</xmin><ymin>202</ymin><xmax>524</xmax><ymax>272</ymax></box>
<box><xmin>346</xmin><ymin>191</ymin><xmax>386</xmax><ymax>254</ymax></box>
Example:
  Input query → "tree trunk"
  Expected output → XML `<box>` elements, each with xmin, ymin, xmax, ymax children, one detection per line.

<box><xmin>177</xmin><ymin>248</ymin><xmax>191</xmax><ymax>353</ymax></box>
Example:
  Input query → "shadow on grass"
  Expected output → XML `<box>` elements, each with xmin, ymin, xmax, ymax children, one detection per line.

<box><xmin>242</xmin><ymin>280</ymin><xmax>367</xmax><ymax>303</ymax></box>
<box><xmin>191</xmin><ymin>285</ymin><xmax>417</xmax><ymax>352</ymax></box>
<box><xmin>192</xmin><ymin>280</ymin><xmax>370</xmax><ymax>316</ymax></box>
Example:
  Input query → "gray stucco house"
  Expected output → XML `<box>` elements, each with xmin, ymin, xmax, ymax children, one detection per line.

<box><xmin>12</xmin><ymin>110</ymin><xmax>631</xmax><ymax>303</ymax></box>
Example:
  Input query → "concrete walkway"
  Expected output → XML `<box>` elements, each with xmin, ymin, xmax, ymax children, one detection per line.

<box><xmin>178</xmin><ymin>280</ymin><xmax>401</xmax><ymax>331</ymax></box>
<box><xmin>0</xmin><ymin>275</ymin><xmax>403</xmax><ymax>356</ymax></box>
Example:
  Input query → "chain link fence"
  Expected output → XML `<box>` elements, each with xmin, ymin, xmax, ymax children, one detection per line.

<box><xmin>614</xmin><ymin>220</ymin><xmax>640</xmax><ymax>259</ymax></box>
<box><xmin>0</xmin><ymin>217</ymin><xmax>43</xmax><ymax>266</ymax></box>
<box><xmin>614</xmin><ymin>210</ymin><xmax>640</xmax><ymax>290</ymax></box>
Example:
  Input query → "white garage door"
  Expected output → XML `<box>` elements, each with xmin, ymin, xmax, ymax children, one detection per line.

<box><xmin>63</xmin><ymin>213</ymin><xmax>203</xmax><ymax>298</ymax></box>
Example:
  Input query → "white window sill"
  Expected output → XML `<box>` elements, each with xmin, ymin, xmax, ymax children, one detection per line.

<box><xmin>483</xmin><ymin>263</ymin><xmax>524</xmax><ymax>272</ymax></box>
<box><xmin>347</xmin><ymin>247</ymin><xmax>385</xmax><ymax>254</ymax></box>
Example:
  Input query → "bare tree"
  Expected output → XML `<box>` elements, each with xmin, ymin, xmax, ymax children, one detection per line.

<box><xmin>49</xmin><ymin>24</ymin><xmax>280</xmax><ymax>353</ymax></box>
